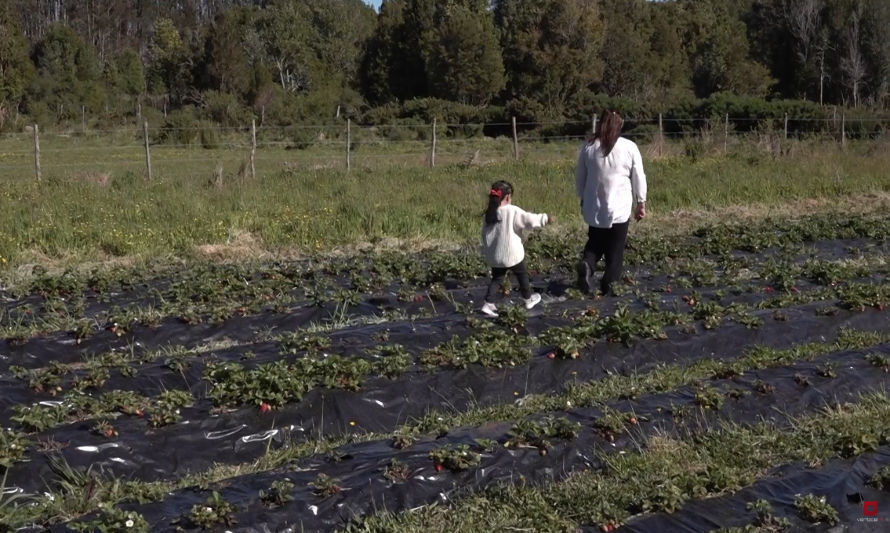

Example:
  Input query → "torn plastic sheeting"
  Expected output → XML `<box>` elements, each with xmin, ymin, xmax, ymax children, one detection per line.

<box><xmin>618</xmin><ymin>447</ymin><xmax>890</xmax><ymax>533</ymax></box>
<box><xmin>66</xmin><ymin>344</ymin><xmax>890</xmax><ymax>532</ymax></box>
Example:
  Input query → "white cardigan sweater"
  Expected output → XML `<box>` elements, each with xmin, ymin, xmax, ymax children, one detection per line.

<box><xmin>575</xmin><ymin>137</ymin><xmax>647</xmax><ymax>228</ymax></box>
<box><xmin>481</xmin><ymin>204</ymin><xmax>549</xmax><ymax>268</ymax></box>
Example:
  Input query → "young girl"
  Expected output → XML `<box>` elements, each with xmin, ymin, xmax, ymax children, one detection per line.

<box><xmin>480</xmin><ymin>180</ymin><xmax>554</xmax><ymax>317</ymax></box>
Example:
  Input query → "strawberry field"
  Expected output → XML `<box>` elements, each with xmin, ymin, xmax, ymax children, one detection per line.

<box><xmin>1</xmin><ymin>212</ymin><xmax>889</xmax><ymax>532</ymax></box>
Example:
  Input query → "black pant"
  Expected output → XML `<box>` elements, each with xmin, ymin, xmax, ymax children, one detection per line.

<box><xmin>582</xmin><ymin>222</ymin><xmax>629</xmax><ymax>295</ymax></box>
<box><xmin>485</xmin><ymin>260</ymin><xmax>532</xmax><ymax>302</ymax></box>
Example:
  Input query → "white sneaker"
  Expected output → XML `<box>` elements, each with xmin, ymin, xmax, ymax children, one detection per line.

<box><xmin>480</xmin><ymin>302</ymin><xmax>499</xmax><ymax>317</ymax></box>
<box><xmin>524</xmin><ymin>293</ymin><xmax>542</xmax><ymax>310</ymax></box>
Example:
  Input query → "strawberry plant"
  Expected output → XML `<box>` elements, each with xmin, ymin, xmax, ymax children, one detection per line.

<box><xmin>0</xmin><ymin>428</ymin><xmax>30</xmax><ymax>467</ymax></box>
<box><xmin>753</xmin><ymin>380</ymin><xmax>775</xmax><ymax>394</ymax></box>
<box><xmin>72</xmin><ymin>508</ymin><xmax>149</xmax><ymax>532</ymax></box>
<box><xmin>745</xmin><ymin>499</ymin><xmax>791</xmax><ymax>531</ymax></box>
<box><xmin>793</xmin><ymin>373</ymin><xmax>811</xmax><ymax>387</ymax></box>
<box><xmin>372</xmin><ymin>344</ymin><xmax>412</xmax><ymax>378</ymax></box>
<box><xmin>537</xmin><ymin>327</ymin><xmax>585</xmax><ymax>359</ymax></box>
<box><xmin>474</xmin><ymin>438</ymin><xmax>499</xmax><ymax>453</ymax></box>
<box><xmin>869</xmin><ymin>465</ymin><xmax>890</xmax><ymax>490</ymax></box>
<box><xmin>148</xmin><ymin>390</ymin><xmax>193</xmax><ymax>428</ymax></box>
<box><xmin>309</xmin><ymin>473</ymin><xmax>342</xmax><ymax>498</ymax></box>
<box><xmin>694</xmin><ymin>385</ymin><xmax>724</xmax><ymax>410</ymax></box>
<box><xmin>816</xmin><ymin>363</ymin><xmax>836</xmax><ymax>378</ymax></box>
<box><xmin>259</xmin><ymin>479</ymin><xmax>295</xmax><ymax>508</ymax></box>
<box><xmin>496</xmin><ymin>304</ymin><xmax>527</xmax><ymax>333</ymax></box>
<box><xmin>506</xmin><ymin>419</ymin><xmax>552</xmax><ymax>451</ymax></box>
<box><xmin>383</xmin><ymin>458</ymin><xmax>413</xmax><ymax>483</ymax></box>
<box><xmin>73</xmin><ymin>366</ymin><xmax>110</xmax><ymax>391</ymax></box>
<box><xmin>594</xmin><ymin>407</ymin><xmax>628</xmax><ymax>442</ymax></box>
<box><xmin>427</xmin><ymin>282</ymin><xmax>448</xmax><ymax>302</ymax></box>
<box><xmin>392</xmin><ymin>429</ymin><xmax>417</xmax><ymax>449</ymax></box>
<box><xmin>280</xmin><ymin>332</ymin><xmax>331</xmax><ymax>354</ymax></box>
<box><xmin>794</xmin><ymin>494</ymin><xmax>838</xmax><ymax>525</ymax></box>
<box><xmin>188</xmin><ymin>491</ymin><xmax>236</xmax><ymax>528</ymax></box>
<box><xmin>103</xmin><ymin>389</ymin><xmax>149</xmax><ymax>416</ymax></box>
<box><xmin>91</xmin><ymin>420</ymin><xmax>118</xmax><ymax>439</ymax></box>
<box><xmin>429</xmin><ymin>444</ymin><xmax>481</xmax><ymax>472</ymax></box>
<box><xmin>865</xmin><ymin>352</ymin><xmax>890</xmax><ymax>372</ymax></box>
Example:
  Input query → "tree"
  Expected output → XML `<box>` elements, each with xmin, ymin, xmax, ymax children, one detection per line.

<box><xmin>0</xmin><ymin>5</ymin><xmax>34</xmax><ymax>127</ymax></box>
<box><xmin>28</xmin><ymin>23</ymin><xmax>106</xmax><ymax>118</ymax></box>
<box><xmin>147</xmin><ymin>17</ymin><xmax>195</xmax><ymax>104</ymax></box>
<box><xmin>105</xmin><ymin>48</ymin><xmax>145</xmax><ymax>97</ymax></box>
<box><xmin>839</xmin><ymin>1</ymin><xmax>866</xmax><ymax>107</ymax></box>
<box><xmin>426</xmin><ymin>2</ymin><xmax>504</xmax><ymax>104</ymax></box>
<box><xmin>495</xmin><ymin>0</ymin><xmax>603</xmax><ymax>118</ymax></box>
<box><xmin>680</xmin><ymin>0</ymin><xmax>774</xmax><ymax>97</ymax></box>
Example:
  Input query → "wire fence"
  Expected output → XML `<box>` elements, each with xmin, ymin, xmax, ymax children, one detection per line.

<box><xmin>1</xmin><ymin>115</ymin><xmax>887</xmax><ymax>181</ymax></box>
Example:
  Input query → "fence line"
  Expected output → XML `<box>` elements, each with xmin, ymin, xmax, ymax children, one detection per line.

<box><xmin>1</xmin><ymin>115</ymin><xmax>887</xmax><ymax>181</ymax></box>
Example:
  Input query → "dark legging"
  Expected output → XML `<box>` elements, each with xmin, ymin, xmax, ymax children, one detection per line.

<box><xmin>582</xmin><ymin>222</ymin><xmax>629</xmax><ymax>295</ymax></box>
<box><xmin>485</xmin><ymin>260</ymin><xmax>532</xmax><ymax>302</ymax></box>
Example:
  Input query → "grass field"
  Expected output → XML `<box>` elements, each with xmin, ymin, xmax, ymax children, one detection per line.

<box><xmin>0</xmin><ymin>135</ymin><xmax>888</xmax><ymax>532</ymax></box>
<box><xmin>1</xmin><ymin>134</ymin><xmax>888</xmax><ymax>275</ymax></box>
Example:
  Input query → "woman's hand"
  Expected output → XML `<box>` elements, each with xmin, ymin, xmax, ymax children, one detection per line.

<box><xmin>634</xmin><ymin>202</ymin><xmax>646</xmax><ymax>221</ymax></box>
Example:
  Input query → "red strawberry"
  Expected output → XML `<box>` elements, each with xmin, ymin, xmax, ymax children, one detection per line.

<box><xmin>434</xmin><ymin>464</ymin><xmax>443</xmax><ymax>472</ymax></box>
<box><xmin>259</xmin><ymin>402</ymin><xmax>271</xmax><ymax>413</ymax></box>
<box><xmin>664</xmin><ymin>286</ymin><xmax>672</xmax><ymax>294</ymax></box>
<box><xmin>547</xmin><ymin>352</ymin><xmax>556</xmax><ymax>360</ymax></box>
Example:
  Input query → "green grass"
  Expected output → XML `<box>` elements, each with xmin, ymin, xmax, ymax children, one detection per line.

<box><xmin>0</xmin><ymin>135</ymin><xmax>888</xmax><ymax>270</ymax></box>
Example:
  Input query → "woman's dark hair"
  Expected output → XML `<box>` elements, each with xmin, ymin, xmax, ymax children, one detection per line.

<box><xmin>590</xmin><ymin>110</ymin><xmax>624</xmax><ymax>156</ymax></box>
<box><xmin>484</xmin><ymin>180</ymin><xmax>513</xmax><ymax>225</ymax></box>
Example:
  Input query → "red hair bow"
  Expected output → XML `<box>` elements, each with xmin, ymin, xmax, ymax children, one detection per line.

<box><xmin>489</xmin><ymin>188</ymin><xmax>503</xmax><ymax>198</ymax></box>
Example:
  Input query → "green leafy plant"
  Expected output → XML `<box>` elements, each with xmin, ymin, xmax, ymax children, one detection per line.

<box><xmin>496</xmin><ymin>304</ymin><xmax>527</xmax><ymax>333</ymax></box>
<box><xmin>383</xmin><ymin>458</ymin><xmax>413</xmax><ymax>483</ymax></box>
<box><xmin>868</xmin><ymin>465</ymin><xmax>890</xmax><ymax>490</ymax></box>
<box><xmin>694</xmin><ymin>385</ymin><xmax>724</xmax><ymax>410</ymax></box>
<box><xmin>148</xmin><ymin>390</ymin><xmax>193</xmax><ymax>428</ymax></box>
<box><xmin>188</xmin><ymin>491</ymin><xmax>236</xmax><ymax>528</ymax></box>
<box><xmin>428</xmin><ymin>444</ymin><xmax>481</xmax><ymax>472</ymax></box>
<box><xmin>73</xmin><ymin>507</ymin><xmax>149</xmax><ymax>532</ymax></box>
<box><xmin>91</xmin><ymin>420</ymin><xmax>118</xmax><ymax>439</ymax></box>
<box><xmin>865</xmin><ymin>352</ymin><xmax>890</xmax><ymax>372</ymax></box>
<box><xmin>259</xmin><ymin>479</ymin><xmax>295</xmax><ymax>508</ymax></box>
<box><xmin>745</xmin><ymin>499</ymin><xmax>791</xmax><ymax>531</ymax></box>
<box><xmin>0</xmin><ymin>428</ymin><xmax>30</xmax><ymax>467</ymax></box>
<box><xmin>309</xmin><ymin>473</ymin><xmax>342</xmax><ymax>498</ymax></box>
<box><xmin>794</xmin><ymin>494</ymin><xmax>838</xmax><ymax>525</ymax></box>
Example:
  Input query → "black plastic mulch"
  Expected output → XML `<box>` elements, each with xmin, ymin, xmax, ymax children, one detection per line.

<box><xmin>52</xmin><ymin>342</ymin><xmax>890</xmax><ymax>532</ymax></box>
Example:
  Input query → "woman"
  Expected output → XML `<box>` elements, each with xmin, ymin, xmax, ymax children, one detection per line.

<box><xmin>575</xmin><ymin>110</ymin><xmax>647</xmax><ymax>296</ymax></box>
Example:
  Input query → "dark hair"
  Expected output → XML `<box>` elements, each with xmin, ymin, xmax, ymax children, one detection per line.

<box><xmin>484</xmin><ymin>180</ymin><xmax>513</xmax><ymax>225</ymax></box>
<box><xmin>590</xmin><ymin>110</ymin><xmax>624</xmax><ymax>156</ymax></box>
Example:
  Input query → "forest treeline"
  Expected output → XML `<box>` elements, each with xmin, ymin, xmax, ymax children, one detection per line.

<box><xmin>0</xmin><ymin>0</ymin><xmax>888</xmax><ymax>134</ymax></box>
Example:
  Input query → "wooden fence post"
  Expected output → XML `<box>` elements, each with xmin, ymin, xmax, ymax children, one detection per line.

<box><xmin>592</xmin><ymin>114</ymin><xmax>597</xmax><ymax>135</ymax></box>
<box><xmin>512</xmin><ymin>116</ymin><xmax>519</xmax><ymax>161</ymax></box>
<box><xmin>250</xmin><ymin>119</ymin><xmax>257</xmax><ymax>180</ymax></box>
<box><xmin>346</xmin><ymin>119</ymin><xmax>352</xmax><ymax>171</ymax></box>
<box><xmin>430</xmin><ymin>117</ymin><xmax>437</xmax><ymax>168</ymax></box>
<box><xmin>143</xmin><ymin>120</ymin><xmax>152</xmax><ymax>181</ymax></box>
<box><xmin>783</xmin><ymin>113</ymin><xmax>789</xmax><ymax>140</ymax></box>
<box><xmin>841</xmin><ymin>113</ymin><xmax>846</xmax><ymax>149</ymax></box>
<box><xmin>33</xmin><ymin>124</ymin><xmax>41</xmax><ymax>182</ymax></box>
<box><xmin>82</xmin><ymin>106</ymin><xmax>86</xmax><ymax>134</ymax></box>
<box><xmin>724</xmin><ymin>113</ymin><xmax>729</xmax><ymax>154</ymax></box>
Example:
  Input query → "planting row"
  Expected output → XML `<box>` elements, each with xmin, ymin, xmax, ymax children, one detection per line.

<box><xmin>50</xmin><ymin>348</ymin><xmax>890</xmax><ymax>532</ymax></box>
